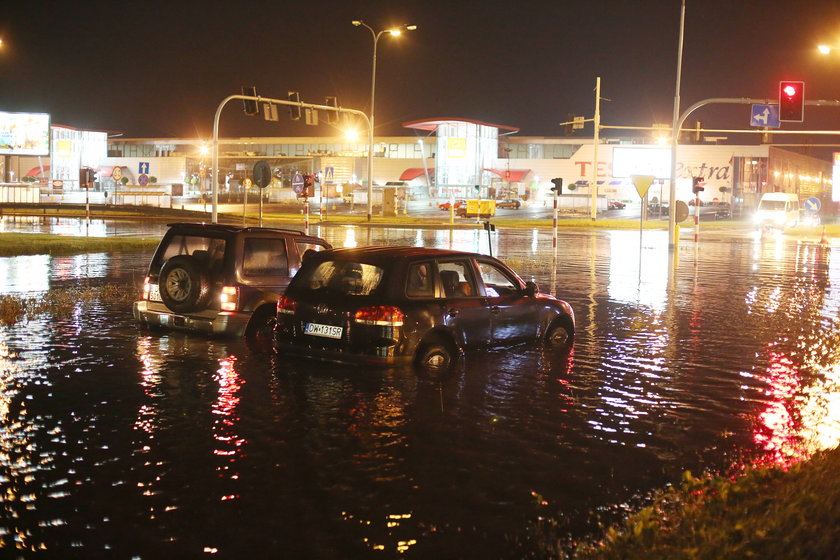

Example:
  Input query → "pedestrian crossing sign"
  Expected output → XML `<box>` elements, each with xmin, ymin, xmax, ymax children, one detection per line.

<box><xmin>324</xmin><ymin>166</ymin><xmax>335</xmax><ymax>184</ymax></box>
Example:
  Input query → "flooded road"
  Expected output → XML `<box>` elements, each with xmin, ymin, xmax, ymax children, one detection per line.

<box><xmin>1</xmin><ymin>218</ymin><xmax>839</xmax><ymax>558</ymax></box>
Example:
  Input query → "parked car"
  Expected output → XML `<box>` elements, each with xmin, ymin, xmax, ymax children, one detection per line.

<box><xmin>648</xmin><ymin>202</ymin><xmax>669</xmax><ymax>216</ymax></box>
<box><xmin>438</xmin><ymin>199</ymin><xmax>466</xmax><ymax>211</ymax></box>
<box><xmin>495</xmin><ymin>199</ymin><xmax>522</xmax><ymax>209</ymax></box>
<box><xmin>273</xmin><ymin>247</ymin><xmax>575</xmax><ymax>375</ymax></box>
<box><xmin>608</xmin><ymin>199</ymin><xmax>626</xmax><ymax>210</ymax></box>
<box><xmin>712</xmin><ymin>201</ymin><xmax>732</xmax><ymax>219</ymax></box>
<box><xmin>133</xmin><ymin>222</ymin><xmax>331</xmax><ymax>342</ymax></box>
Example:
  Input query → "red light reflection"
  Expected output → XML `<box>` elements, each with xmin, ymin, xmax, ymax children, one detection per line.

<box><xmin>212</xmin><ymin>355</ymin><xmax>246</xmax><ymax>497</ymax></box>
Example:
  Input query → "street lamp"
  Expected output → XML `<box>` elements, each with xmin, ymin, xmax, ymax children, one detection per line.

<box><xmin>352</xmin><ymin>19</ymin><xmax>416</xmax><ymax>221</ymax></box>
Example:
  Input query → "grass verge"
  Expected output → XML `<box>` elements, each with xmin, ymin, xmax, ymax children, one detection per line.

<box><xmin>0</xmin><ymin>284</ymin><xmax>138</xmax><ymax>326</ymax></box>
<box><xmin>0</xmin><ymin>233</ymin><xmax>160</xmax><ymax>257</ymax></box>
<box><xmin>572</xmin><ymin>446</ymin><xmax>840</xmax><ymax>560</ymax></box>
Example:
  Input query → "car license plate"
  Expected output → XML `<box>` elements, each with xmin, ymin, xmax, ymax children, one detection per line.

<box><xmin>149</xmin><ymin>283</ymin><xmax>162</xmax><ymax>302</ymax></box>
<box><xmin>303</xmin><ymin>322</ymin><xmax>343</xmax><ymax>339</ymax></box>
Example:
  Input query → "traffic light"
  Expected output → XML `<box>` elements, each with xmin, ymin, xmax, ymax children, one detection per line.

<box><xmin>241</xmin><ymin>86</ymin><xmax>258</xmax><ymax>116</ymax></box>
<box><xmin>550</xmin><ymin>177</ymin><xmax>563</xmax><ymax>195</ymax></box>
<box><xmin>288</xmin><ymin>91</ymin><xmax>301</xmax><ymax>120</ymax></box>
<box><xmin>325</xmin><ymin>96</ymin><xmax>339</xmax><ymax>124</ymax></box>
<box><xmin>692</xmin><ymin>176</ymin><xmax>705</xmax><ymax>195</ymax></box>
<box><xmin>303</xmin><ymin>173</ymin><xmax>314</xmax><ymax>197</ymax></box>
<box><xmin>79</xmin><ymin>167</ymin><xmax>96</xmax><ymax>188</ymax></box>
<box><xmin>779</xmin><ymin>80</ymin><xmax>805</xmax><ymax>122</ymax></box>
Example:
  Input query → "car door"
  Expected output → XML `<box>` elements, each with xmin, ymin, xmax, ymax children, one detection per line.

<box><xmin>475</xmin><ymin>259</ymin><xmax>538</xmax><ymax>344</ymax></box>
<box><xmin>435</xmin><ymin>260</ymin><xmax>492</xmax><ymax>346</ymax></box>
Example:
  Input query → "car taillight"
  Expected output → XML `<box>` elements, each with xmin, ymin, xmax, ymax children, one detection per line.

<box><xmin>220</xmin><ymin>286</ymin><xmax>238</xmax><ymax>312</ymax></box>
<box><xmin>354</xmin><ymin>306</ymin><xmax>404</xmax><ymax>326</ymax></box>
<box><xmin>142</xmin><ymin>276</ymin><xmax>151</xmax><ymax>300</ymax></box>
<box><xmin>276</xmin><ymin>294</ymin><xmax>296</xmax><ymax>315</ymax></box>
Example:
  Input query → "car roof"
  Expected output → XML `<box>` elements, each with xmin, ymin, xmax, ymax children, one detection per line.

<box><xmin>306</xmin><ymin>246</ymin><xmax>485</xmax><ymax>265</ymax></box>
<box><xmin>165</xmin><ymin>222</ymin><xmax>323</xmax><ymax>241</ymax></box>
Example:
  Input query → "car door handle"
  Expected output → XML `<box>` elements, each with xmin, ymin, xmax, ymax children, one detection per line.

<box><xmin>447</xmin><ymin>308</ymin><xmax>460</xmax><ymax>317</ymax></box>
<box><xmin>490</xmin><ymin>306</ymin><xmax>501</xmax><ymax>314</ymax></box>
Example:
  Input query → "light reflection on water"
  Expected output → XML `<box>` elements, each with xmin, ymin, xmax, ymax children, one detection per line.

<box><xmin>0</xmin><ymin>224</ymin><xmax>837</xmax><ymax>556</ymax></box>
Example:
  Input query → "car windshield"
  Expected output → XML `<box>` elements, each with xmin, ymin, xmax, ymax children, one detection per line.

<box><xmin>297</xmin><ymin>260</ymin><xmax>384</xmax><ymax>296</ymax></box>
<box><xmin>759</xmin><ymin>200</ymin><xmax>786</xmax><ymax>211</ymax></box>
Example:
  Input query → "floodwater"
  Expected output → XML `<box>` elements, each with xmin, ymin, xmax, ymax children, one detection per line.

<box><xmin>1</xmin><ymin>217</ymin><xmax>839</xmax><ymax>559</ymax></box>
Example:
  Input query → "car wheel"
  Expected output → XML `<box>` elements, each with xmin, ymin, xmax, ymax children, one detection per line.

<box><xmin>245</xmin><ymin>307</ymin><xmax>276</xmax><ymax>351</ymax></box>
<box><xmin>159</xmin><ymin>255</ymin><xmax>212</xmax><ymax>313</ymax></box>
<box><xmin>415</xmin><ymin>339</ymin><xmax>457</xmax><ymax>378</ymax></box>
<box><xmin>545</xmin><ymin>321</ymin><xmax>573</xmax><ymax>350</ymax></box>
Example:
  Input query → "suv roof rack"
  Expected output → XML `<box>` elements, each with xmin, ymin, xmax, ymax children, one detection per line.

<box><xmin>165</xmin><ymin>223</ymin><xmax>306</xmax><ymax>236</ymax></box>
<box><xmin>240</xmin><ymin>226</ymin><xmax>306</xmax><ymax>236</ymax></box>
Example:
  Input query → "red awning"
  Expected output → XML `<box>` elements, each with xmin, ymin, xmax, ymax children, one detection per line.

<box><xmin>25</xmin><ymin>165</ymin><xmax>50</xmax><ymax>177</ymax></box>
<box><xmin>484</xmin><ymin>168</ymin><xmax>531</xmax><ymax>182</ymax></box>
<box><xmin>399</xmin><ymin>168</ymin><xmax>434</xmax><ymax>181</ymax></box>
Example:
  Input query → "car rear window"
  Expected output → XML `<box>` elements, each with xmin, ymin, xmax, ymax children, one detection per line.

<box><xmin>243</xmin><ymin>237</ymin><xmax>288</xmax><ymax>276</ymax></box>
<box><xmin>298</xmin><ymin>260</ymin><xmax>383</xmax><ymax>296</ymax></box>
<box><xmin>159</xmin><ymin>235</ymin><xmax>226</xmax><ymax>263</ymax></box>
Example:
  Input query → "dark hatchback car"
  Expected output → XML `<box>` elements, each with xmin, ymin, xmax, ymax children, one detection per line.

<box><xmin>134</xmin><ymin>222</ymin><xmax>331</xmax><ymax>340</ymax></box>
<box><xmin>273</xmin><ymin>247</ymin><xmax>575</xmax><ymax>372</ymax></box>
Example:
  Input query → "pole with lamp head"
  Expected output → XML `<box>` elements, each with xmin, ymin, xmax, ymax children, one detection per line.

<box><xmin>352</xmin><ymin>20</ymin><xmax>416</xmax><ymax>222</ymax></box>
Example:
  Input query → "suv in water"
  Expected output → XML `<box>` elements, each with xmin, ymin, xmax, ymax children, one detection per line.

<box><xmin>133</xmin><ymin>222</ymin><xmax>331</xmax><ymax>340</ymax></box>
<box><xmin>273</xmin><ymin>246</ymin><xmax>575</xmax><ymax>374</ymax></box>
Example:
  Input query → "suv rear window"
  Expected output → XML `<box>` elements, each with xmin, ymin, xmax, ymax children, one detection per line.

<box><xmin>243</xmin><ymin>237</ymin><xmax>288</xmax><ymax>276</ymax></box>
<box><xmin>159</xmin><ymin>235</ymin><xmax>226</xmax><ymax>263</ymax></box>
<box><xmin>298</xmin><ymin>261</ymin><xmax>384</xmax><ymax>296</ymax></box>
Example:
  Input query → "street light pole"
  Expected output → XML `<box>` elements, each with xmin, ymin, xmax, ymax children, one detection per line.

<box><xmin>352</xmin><ymin>20</ymin><xmax>416</xmax><ymax>222</ymax></box>
<box><xmin>668</xmin><ymin>0</ymin><xmax>687</xmax><ymax>249</ymax></box>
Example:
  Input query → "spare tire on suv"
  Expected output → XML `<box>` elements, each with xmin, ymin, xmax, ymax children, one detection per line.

<box><xmin>159</xmin><ymin>254</ymin><xmax>213</xmax><ymax>313</ymax></box>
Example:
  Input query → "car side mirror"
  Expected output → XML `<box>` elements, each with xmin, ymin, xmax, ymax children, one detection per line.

<box><xmin>524</xmin><ymin>281</ymin><xmax>539</xmax><ymax>297</ymax></box>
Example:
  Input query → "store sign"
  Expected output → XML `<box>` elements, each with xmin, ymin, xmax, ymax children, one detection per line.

<box><xmin>447</xmin><ymin>138</ymin><xmax>466</xmax><ymax>158</ymax></box>
<box><xmin>612</xmin><ymin>146</ymin><xmax>671</xmax><ymax>179</ymax></box>
<box><xmin>0</xmin><ymin>112</ymin><xmax>51</xmax><ymax>156</ymax></box>
<box><xmin>56</xmin><ymin>140</ymin><xmax>72</xmax><ymax>158</ymax></box>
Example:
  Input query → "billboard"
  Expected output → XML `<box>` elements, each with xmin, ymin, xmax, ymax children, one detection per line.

<box><xmin>0</xmin><ymin>112</ymin><xmax>51</xmax><ymax>156</ymax></box>
<box><xmin>612</xmin><ymin>146</ymin><xmax>672</xmax><ymax>179</ymax></box>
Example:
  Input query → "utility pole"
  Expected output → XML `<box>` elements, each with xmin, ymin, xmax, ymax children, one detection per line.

<box><xmin>591</xmin><ymin>77</ymin><xmax>601</xmax><ymax>220</ymax></box>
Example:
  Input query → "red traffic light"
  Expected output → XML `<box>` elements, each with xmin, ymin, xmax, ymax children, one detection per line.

<box><xmin>778</xmin><ymin>80</ymin><xmax>805</xmax><ymax>122</ymax></box>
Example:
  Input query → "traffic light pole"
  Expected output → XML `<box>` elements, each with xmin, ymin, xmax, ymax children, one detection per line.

<box><xmin>665</xmin><ymin>96</ymin><xmax>840</xmax><ymax>249</ymax></box>
<box><xmin>211</xmin><ymin>94</ymin><xmax>371</xmax><ymax>224</ymax></box>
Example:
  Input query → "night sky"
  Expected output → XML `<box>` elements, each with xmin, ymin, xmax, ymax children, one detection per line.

<box><xmin>4</xmin><ymin>0</ymin><xmax>840</xmax><ymax>143</ymax></box>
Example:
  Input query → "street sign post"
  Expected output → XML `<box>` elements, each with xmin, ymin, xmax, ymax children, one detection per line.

<box><xmin>750</xmin><ymin>104</ymin><xmax>780</xmax><ymax>128</ymax></box>
<box><xmin>291</xmin><ymin>172</ymin><xmax>304</xmax><ymax>195</ymax></box>
<box><xmin>804</xmin><ymin>197</ymin><xmax>821</xmax><ymax>213</ymax></box>
<box><xmin>631</xmin><ymin>175</ymin><xmax>655</xmax><ymax>246</ymax></box>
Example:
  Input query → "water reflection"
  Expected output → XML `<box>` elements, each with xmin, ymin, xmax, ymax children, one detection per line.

<box><xmin>212</xmin><ymin>354</ymin><xmax>245</xmax><ymax>498</ymax></box>
<box><xmin>0</xmin><ymin>223</ymin><xmax>837</xmax><ymax>556</ymax></box>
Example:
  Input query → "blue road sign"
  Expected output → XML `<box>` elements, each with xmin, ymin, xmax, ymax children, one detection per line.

<box><xmin>291</xmin><ymin>172</ymin><xmax>304</xmax><ymax>194</ymax></box>
<box><xmin>324</xmin><ymin>166</ymin><xmax>335</xmax><ymax>184</ymax></box>
<box><xmin>139</xmin><ymin>162</ymin><xmax>150</xmax><ymax>175</ymax></box>
<box><xmin>804</xmin><ymin>197</ymin><xmax>821</xmax><ymax>213</ymax></box>
<box><xmin>750</xmin><ymin>104</ymin><xmax>780</xmax><ymax>128</ymax></box>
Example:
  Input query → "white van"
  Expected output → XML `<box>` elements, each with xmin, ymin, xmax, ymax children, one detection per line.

<box><xmin>754</xmin><ymin>192</ymin><xmax>800</xmax><ymax>229</ymax></box>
